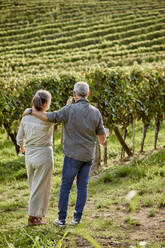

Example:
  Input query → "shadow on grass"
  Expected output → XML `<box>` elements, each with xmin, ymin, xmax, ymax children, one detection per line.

<box><xmin>0</xmin><ymin>156</ymin><xmax>27</xmax><ymax>182</ymax></box>
<box><xmin>94</xmin><ymin>148</ymin><xmax>165</xmax><ymax>187</ymax></box>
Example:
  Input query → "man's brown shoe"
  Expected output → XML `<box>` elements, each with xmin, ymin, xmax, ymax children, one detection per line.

<box><xmin>28</xmin><ymin>216</ymin><xmax>47</xmax><ymax>226</ymax></box>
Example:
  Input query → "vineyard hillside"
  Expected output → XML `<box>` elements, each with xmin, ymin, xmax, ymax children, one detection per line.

<box><xmin>1</xmin><ymin>0</ymin><xmax>165</xmax><ymax>80</ymax></box>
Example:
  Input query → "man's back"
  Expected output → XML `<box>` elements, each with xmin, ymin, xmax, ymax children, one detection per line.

<box><xmin>47</xmin><ymin>98</ymin><xmax>105</xmax><ymax>161</ymax></box>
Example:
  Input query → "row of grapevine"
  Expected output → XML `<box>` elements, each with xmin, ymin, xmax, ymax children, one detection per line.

<box><xmin>0</xmin><ymin>67</ymin><xmax>164</xmax><ymax>155</ymax></box>
<box><xmin>1</xmin><ymin>51</ymin><xmax>165</xmax><ymax>80</ymax></box>
<box><xmin>1</xmin><ymin>22</ymin><xmax>165</xmax><ymax>54</ymax></box>
<box><xmin>1</xmin><ymin>15</ymin><xmax>164</xmax><ymax>45</ymax></box>
<box><xmin>1</xmin><ymin>0</ymin><xmax>165</xmax><ymax>80</ymax></box>
<box><xmin>2</xmin><ymin>0</ymin><xmax>162</xmax><ymax>27</ymax></box>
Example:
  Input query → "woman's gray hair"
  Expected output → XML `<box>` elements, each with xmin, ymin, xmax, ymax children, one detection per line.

<box><xmin>32</xmin><ymin>89</ymin><xmax>51</xmax><ymax>111</ymax></box>
<box><xmin>73</xmin><ymin>81</ymin><xmax>89</xmax><ymax>97</ymax></box>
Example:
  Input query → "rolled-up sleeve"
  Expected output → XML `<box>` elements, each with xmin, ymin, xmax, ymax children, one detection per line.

<box><xmin>96</xmin><ymin>112</ymin><xmax>105</xmax><ymax>135</ymax></box>
<box><xmin>16</xmin><ymin>119</ymin><xmax>25</xmax><ymax>146</ymax></box>
<box><xmin>47</xmin><ymin>105</ymin><xmax>69</xmax><ymax>123</ymax></box>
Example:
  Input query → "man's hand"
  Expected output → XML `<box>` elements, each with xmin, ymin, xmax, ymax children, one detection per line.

<box><xmin>23</xmin><ymin>108</ymin><xmax>32</xmax><ymax>117</ymax></box>
<box><xmin>22</xmin><ymin>107</ymin><xmax>48</xmax><ymax>121</ymax></box>
<box><xmin>66</xmin><ymin>96</ymin><xmax>73</xmax><ymax>105</ymax></box>
<box><xmin>98</xmin><ymin>133</ymin><xmax>107</xmax><ymax>148</ymax></box>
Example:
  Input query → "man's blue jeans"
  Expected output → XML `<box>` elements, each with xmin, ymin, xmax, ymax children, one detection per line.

<box><xmin>58</xmin><ymin>156</ymin><xmax>92</xmax><ymax>221</ymax></box>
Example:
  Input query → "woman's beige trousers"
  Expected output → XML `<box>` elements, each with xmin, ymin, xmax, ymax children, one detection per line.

<box><xmin>25</xmin><ymin>146</ymin><xmax>54</xmax><ymax>217</ymax></box>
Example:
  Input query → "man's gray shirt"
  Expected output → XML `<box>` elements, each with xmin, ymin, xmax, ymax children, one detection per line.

<box><xmin>47</xmin><ymin>98</ymin><xmax>105</xmax><ymax>161</ymax></box>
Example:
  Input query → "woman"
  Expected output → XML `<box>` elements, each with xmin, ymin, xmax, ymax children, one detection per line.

<box><xmin>17</xmin><ymin>90</ymin><xmax>54</xmax><ymax>226</ymax></box>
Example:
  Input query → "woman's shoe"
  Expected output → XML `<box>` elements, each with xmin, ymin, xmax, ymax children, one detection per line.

<box><xmin>28</xmin><ymin>216</ymin><xmax>47</xmax><ymax>226</ymax></box>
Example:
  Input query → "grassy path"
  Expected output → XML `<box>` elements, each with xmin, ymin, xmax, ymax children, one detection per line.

<box><xmin>0</xmin><ymin>125</ymin><xmax>165</xmax><ymax>247</ymax></box>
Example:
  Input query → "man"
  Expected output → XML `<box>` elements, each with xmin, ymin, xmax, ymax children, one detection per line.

<box><xmin>24</xmin><ymin>81</ymin><xmax>107</xmax><ymax>227</ymax></box>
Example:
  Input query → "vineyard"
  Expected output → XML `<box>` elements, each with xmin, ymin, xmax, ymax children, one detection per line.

<box><xmin>0</xmin><ymin>67</ymin><xmax>165</xmax><ymax>158</ymax></box>
<box><xmin>0</xmin><ymin>0</ymin><xmax>165</xmax><ymax>154</ymax></box>
<box><xmin>0</xmin><ymin>1</ymin><xmax>165</xmax><ymax>247</ymax></box>
<box><xmin>0</xmin><ymin>0</ymin><xmax>165</xmax><ymax>79</ymax></box>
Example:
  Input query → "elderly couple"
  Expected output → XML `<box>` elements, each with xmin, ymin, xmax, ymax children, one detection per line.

<box><xmin>17</xmin><ymin>81</ymin><xmax>107</xmax><ymax>227</ymax></box>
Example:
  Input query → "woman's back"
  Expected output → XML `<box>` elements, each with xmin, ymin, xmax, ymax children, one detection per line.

<box><xmin>17</xmin><ymin>115</ymin><xmax>54</xmax><ymax>148</ymax></box>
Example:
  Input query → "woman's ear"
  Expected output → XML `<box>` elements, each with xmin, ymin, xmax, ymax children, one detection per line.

<box><xmin>42</xmin><ymin>102</ymin><xmax>49</xmax><ymax>111</ymax></box>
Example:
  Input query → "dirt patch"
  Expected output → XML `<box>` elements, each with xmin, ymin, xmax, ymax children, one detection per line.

<box><xmin>84</xmin><ymin>202</ymin><xmax>165</xmax><ymax>247</ymax></box>
<box><xmin>128</xmin><ymin>208</ymin><xmax>165</xmax><ymax>242</ymax></box>
<box><xmin>85</xmin><ymin>149</ymin><xmax>165</xmax><ymax>248</ymax></box>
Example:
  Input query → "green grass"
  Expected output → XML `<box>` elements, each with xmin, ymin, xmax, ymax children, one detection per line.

<box><xmin>0</xmin><ymin>121</ymin><xmax>165</xmax><ymax>247</ymax></box>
